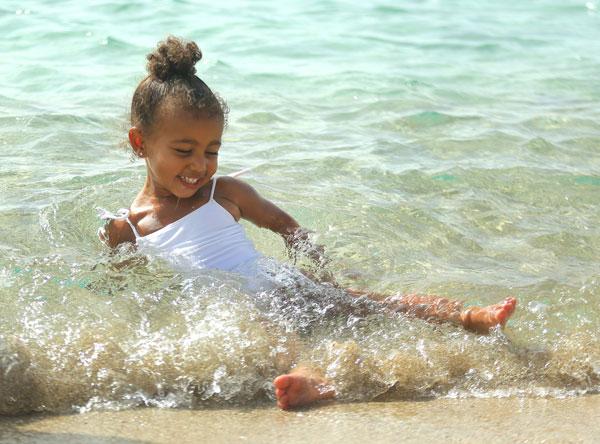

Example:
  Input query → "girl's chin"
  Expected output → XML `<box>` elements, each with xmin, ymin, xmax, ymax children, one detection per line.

<box><xmin>174</xmin><ymin>187</ymin><xmax>201</xmax><ymax>198</ymax></box>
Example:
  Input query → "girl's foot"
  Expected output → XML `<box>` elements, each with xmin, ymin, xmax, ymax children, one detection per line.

<box><xmin>273</xmin><ymin>367</ymin><xmax>335</xmax><ymax>410</ymax></box>
<box><xmin>460</xmin><ymin>297</ymin><xmax>517</xmax><ymax>334</ymax></box>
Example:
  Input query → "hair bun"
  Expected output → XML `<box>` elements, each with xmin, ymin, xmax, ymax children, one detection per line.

<box><xmin>146</xmin><ymin>36</ymin><xmax>202</xmax><ymax>81</ymax></box>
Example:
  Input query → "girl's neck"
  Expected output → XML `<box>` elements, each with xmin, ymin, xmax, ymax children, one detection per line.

<box><xmin>141</xmin><ymin>176</ymin><xmax>178</xmax><ymax>199</ymax></box>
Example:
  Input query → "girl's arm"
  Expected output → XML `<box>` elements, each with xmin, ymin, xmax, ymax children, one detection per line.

<box><xmin>218</xmin><ymin>176</ymin><xmax>326</xmax><ymax>264</ymax></box>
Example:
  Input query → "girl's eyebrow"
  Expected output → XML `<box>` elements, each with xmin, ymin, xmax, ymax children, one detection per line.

<box><xmin>172</xmin><ymin>138</ymin><xmax>197</xmax><ymax>145</ymax></box>
<box><xmin>171</xmin><ymin>138</ymin><xmax>221</xmax><ymax>147</ymax></box>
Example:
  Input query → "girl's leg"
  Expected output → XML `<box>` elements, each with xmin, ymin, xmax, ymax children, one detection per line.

<box><xmin>347</xmin><ymin>290</ymin><xmax>517</xmax><ymax>334</ymax></box>
<box><xmin>387</xmin><ymin>294</ymin><xmax>517</xmax><ymax>334</ymax></box>
<box><xmin>301</xmin><ymin>269</ymin><xmax>517</xmax><ymax>333</ymax></box>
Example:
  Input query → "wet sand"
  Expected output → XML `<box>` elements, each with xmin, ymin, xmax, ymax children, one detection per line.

<box><xmin>1</xmin><ymin>395</ymin><xmax>598</xmax><ymax>443</ymax></box>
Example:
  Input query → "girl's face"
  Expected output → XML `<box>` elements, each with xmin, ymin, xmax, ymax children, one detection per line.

<box><xmin>134</xmin><ymin>110</ymin><xmax>224</xmax><ymax>199</ymax></box>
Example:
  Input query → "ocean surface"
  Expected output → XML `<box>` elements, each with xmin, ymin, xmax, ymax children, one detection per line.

<box><xmin>1</xmin><ymin>0</ymin><xmax>599</xmax><ymax>415</ymax></box>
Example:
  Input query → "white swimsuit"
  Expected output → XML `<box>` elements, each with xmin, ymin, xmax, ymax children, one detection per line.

<box><xmin>99</xmin><ymin>177</ymin><xmax>261</xmax><ymax>274</ymax></box>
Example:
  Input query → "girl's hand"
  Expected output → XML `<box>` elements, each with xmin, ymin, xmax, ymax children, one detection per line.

<box><xmin>283</xmin><ymin>227</ymin><xmax>329</xmax><ymax>266</ymax></box>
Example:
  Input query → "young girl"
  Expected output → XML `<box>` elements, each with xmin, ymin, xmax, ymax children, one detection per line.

<box><xmin>99</xmin><ymin>36</ymin><xmax>517</xmax><ymax>410</ymax></box>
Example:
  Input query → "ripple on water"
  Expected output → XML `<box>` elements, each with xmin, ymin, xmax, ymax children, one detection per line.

<box><xmin>237</xmin><ymin>111</ymin><xmax>288</xmax><ymax>125</ymax></box>
<box><xmin>376</xmin><ymin>111</ymin><xmax>483</xmax><ymax>134</ymax></box>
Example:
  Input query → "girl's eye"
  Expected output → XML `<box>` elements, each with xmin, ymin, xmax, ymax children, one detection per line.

<box><xmin>206</xmin><ymin>152</ymin><xmax>219</xmax><ymax>157</ymax></box>
<box><xmin>174</xmin><ymin>149</ymin><xmax>192</xmax><ymax>155</ymax></box>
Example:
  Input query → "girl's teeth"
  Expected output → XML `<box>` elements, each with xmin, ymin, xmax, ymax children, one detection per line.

<box><xmin>180</xmin><ymin>176</ymin><xmax>199</xmax><ymax>184</ymax></box>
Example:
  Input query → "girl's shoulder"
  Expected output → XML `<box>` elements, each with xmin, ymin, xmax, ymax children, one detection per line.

<box><xmin>214</xmin><ymin>175</ymin><xmax>247</xmax><ymax>191</ymax></box>
<box><xmin>214</xmin><ymin>175</ymin><xmax>261</xmax><ymax>202</ymax></box>
<box><xmin>213</xmin><ymin>175</ymin><xmax>263</xmax><ymax>217</ymax></box>
<box><xmin>97</xmin><ymin>208</ymin><xmax>140</xmax><ymax>248</ymax></box>
<box><xmin>213</xmin><ymin>176</ymin><xmax>249</xmax><ymax>221</ymax></box>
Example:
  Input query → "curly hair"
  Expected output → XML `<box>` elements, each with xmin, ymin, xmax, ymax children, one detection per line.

<box><xmin>131</xmin><ymin>36</ymin><xmax>229</xmax><ymax>133</ymax></box>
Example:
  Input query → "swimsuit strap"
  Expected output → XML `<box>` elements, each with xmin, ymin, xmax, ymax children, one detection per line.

<box><xmin>124</xmin><ymin>214</ymin><xmax>142</xmax><ymax>239</ymax></box>
<box><xmin>209</xmin><ymin>177</ymin><xmax>218</xmax><ymax>201</ymax></box>
<box><xmin>97</xmin><ymin>207</ymin><xmax>141</xmax><ymax>239</ymax></box>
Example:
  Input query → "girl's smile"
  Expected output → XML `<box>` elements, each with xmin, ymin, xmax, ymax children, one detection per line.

<box><xmin>179</xmin><ymin>176</ymin><xmax>201</xmax><ymax>184</ymax></box>
<box><xmin>177</xmin><ymin>174</ymin><xmax>203</xmax><ymax>190</ymax></box>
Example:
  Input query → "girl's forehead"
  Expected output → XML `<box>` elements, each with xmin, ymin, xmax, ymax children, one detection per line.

<box><xmin>153</xmin><ymin>108</ymin><xmax>224</xmax><ymax>135</ymax></box>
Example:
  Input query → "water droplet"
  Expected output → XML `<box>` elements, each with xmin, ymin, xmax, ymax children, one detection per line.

<box><xmin>528</xmin><ymin>301</ymin><xmax>548</xmax><ymax>314</ymax></box>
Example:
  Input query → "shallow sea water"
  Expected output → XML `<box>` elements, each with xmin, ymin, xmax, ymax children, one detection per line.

<box><xmin>1</xmin><ymin>0</ymin><xmax>600</xmax><ymax>414</ymax></box>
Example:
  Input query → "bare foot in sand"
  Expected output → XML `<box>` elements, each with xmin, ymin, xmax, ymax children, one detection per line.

<box><xmin>460</xmin><ymin>297</ymin><xmax>517</xmax><ymax>334</ymax></box>
<box><xmin>273</xmin><ymin>367</ymin><xmax>335</xmax><ymax>410</ymax></box>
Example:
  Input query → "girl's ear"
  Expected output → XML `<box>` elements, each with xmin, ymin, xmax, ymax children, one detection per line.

<box><xmin>128</xmin><ymin>127</ymin><xmax>144</xmax><ymax>156</ymax></box>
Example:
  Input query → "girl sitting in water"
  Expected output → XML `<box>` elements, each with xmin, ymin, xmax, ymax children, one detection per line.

<box><xmin>99</xmin><ymin>36</ymin><xmax>517</xmax><ymax>410</ymax></box>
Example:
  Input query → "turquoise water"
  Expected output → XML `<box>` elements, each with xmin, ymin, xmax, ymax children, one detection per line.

<box><xmin>1</xmin><ymin>1</ymin><xmax>600</xmax><ymax>414</ymax></box>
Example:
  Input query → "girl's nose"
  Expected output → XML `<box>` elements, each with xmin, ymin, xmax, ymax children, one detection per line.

<box><xmin>190</xmin><ymin>154</ymin><xmax>206</xmax><ymax>175</ymax></box>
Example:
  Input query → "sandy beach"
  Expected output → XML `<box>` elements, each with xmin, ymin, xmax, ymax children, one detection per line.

<box><xmin>1</xmin><ymin>395</ymin><xmax>598</xmax><ymax>443</ymax></box>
